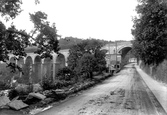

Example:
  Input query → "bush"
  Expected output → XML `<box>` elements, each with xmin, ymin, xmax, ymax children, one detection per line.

<box><xmin>57</xmin><ymin>67</ymin><xmax>75</xmax><ymax>81</ymax></box>
<box><xmin>41</xmin><ymin>75</ymin><xmax>54</xmax><ymax>90</ymax></box>
<box><xmin>0</xmin><ymin>81</ymin><xmax>10</xmax><ymax>90</ymax></box>
<box><xmin>41</xmin><ymin>74</ymin><xmax>74</xmax><ymax>90</ymax></box>
<box><xmin>33</xmin><ymin>83</ymin><xmax>43</xmax><ymax>92</ymax></box>
<box><xmin>54</xmin><ymin>80</ymin><xmax>73</xmax><ymax>89</ymax></box>
<box><xmin>15</xmin><ymin>84</ymin><xmax>32</xmax><ymax>95</ymax></box>
<box><xmin>8</xmin><ymin>89</ymin><xmax>19</xmax><ymax>100</ymax></box>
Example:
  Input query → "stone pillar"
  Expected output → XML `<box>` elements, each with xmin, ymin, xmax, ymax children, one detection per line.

<box><xmin>29</xmin><ymin>64</ymin><xmax>33</xmax><ymax>84</ymax></box>
<box><xmin>19</xmin><ymin>64</ymin><xmax>22</xmax><ymax>78</ymax></box>
<box><xmin>53</xmin><ymin>57</ymin><xmax>56</xmax><ymax>83</ymax></box>
<box><xmin>41</xmin><ymin>59</ymin><xmax>44</xmax><ymax>83</ymax></box>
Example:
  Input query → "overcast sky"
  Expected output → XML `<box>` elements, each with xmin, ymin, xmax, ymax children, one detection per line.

<box><xmin>12</xmin><ymin>0</ymin><xmax>138</xmax><ymax>41</ymax></box>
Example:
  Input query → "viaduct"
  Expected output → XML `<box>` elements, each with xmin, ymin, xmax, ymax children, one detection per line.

<box><xmin>4</xmin><ymin>41</ymin><xmax>132</xmax><ymax>84</ymax></box>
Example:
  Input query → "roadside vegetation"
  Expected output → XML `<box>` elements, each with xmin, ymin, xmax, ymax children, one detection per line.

<box><xmin>0</xmin><ymin>38</ymin><xmax>112</xmax><ymax>113</ymax></box>
<box><xmin>0</xmin><ymin>1</ymin><xmax>113</xmax><ymax>113</ymax></box>
<box><xmin>132</xmin><ymin>0</ymin><xmax>167</xmax><ymax>83</ymax></box>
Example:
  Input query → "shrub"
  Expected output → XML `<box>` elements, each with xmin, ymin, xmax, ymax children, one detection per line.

<box><xmin>57</xmin><ymin>67</ymin><xmax>75</xmax><ymax>81</ymax></box>
<box><xmin>33</xmin><ymin>83</ymin><xmax>43</xmax><ymax>92</ymax></box>
<box><xmin>54</xmin><ymin>80</ymin><xmax>73</xmax><ymax>89</ymax></box>
<box><xmin>15</xmin><ymin>84</ymin><xmax>32</xmax><ymax>95</ymax></box>
<box><xmin>8</xmin><ymin>89</ymin><xmax>19</xmax><ymax>100</ymax></box>
<box><xmin>41</xmin><ymin>75</ymin><xmax>54</xmax><ymax>90</ymax></box>
<box><xmin>0</xmin><ymin>81</ymin><xmax>10</xmax><ymax>90</ymax></box>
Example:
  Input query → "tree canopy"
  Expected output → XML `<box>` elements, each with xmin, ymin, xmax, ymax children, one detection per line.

<box><xmin>132</xmin><ymin>0</ymin><xmax>167</xmax><ymax>65</ymax></box>
<box><xmin>59</xmin><ymin>37</ymin><xmax>111</xmax><ymax>50</ymax></box>
<box><xmin>67</xmin><ymin>39</ymin><xmax>107</xmax><ymax>79</ymax></box>
<box><xmin>0</xmin><ymin>0</ymin><xmax>59</xmax><ymax>70</ymax></box>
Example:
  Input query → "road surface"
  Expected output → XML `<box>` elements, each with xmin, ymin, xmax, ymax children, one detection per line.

<box><xmin>37</xmin><ymin>63</ymin><xmax>167</xmax><ymax>115</ymax></box>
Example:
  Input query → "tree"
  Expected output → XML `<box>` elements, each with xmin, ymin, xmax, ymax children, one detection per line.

<box><xmin>0</xmin><ymin>0</ymin><xmax>59</xmax><ymax>71</ymax></box>
<box><xmin>94</xmin><ymin>49</ymin><xmax>107</xmax><ymax>72</ymax></box>
<box><xmin>77</xmin><ymin>53</ymin><xmax>96</xmax><ymax>79</ymax></box>
<box><xmin>57</xmin><ymin>67</ymin><xmax>75</xmax><ymax>81</ymax></box>
<box><xmin>67</xmin><ymin>39</ymin><xmax>107</xmax><ymax>80</ymax></box>
<box><xmin>132</xmin><ymin>0</ymin><xmax>167</xmax><ymax>65</ymax></box>
<box><xmin>67</xmin><ymin>41</ymin><xmax>88</xmax><ymax>71</ymax></box>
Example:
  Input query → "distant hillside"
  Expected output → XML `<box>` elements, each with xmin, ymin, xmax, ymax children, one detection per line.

<box><xmin>58</xmin><ymin>37</ymin><xmax>83</xmax><ymax>49</ymax></box>
<box><xmin>59</xmin><ymin>37</ymin><xmax>112</xmax><ymax>49</ymax></box>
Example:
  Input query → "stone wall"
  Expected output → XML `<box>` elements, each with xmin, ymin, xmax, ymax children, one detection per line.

<box><xmin>0</xmin><ymin>52</ymin><xmax>66</xmax><ymax>84</ymax></box>
<box><xmin>139</xmin><ymin>60</ymin><xmax>167</xmax><ymax>84</ymax></box>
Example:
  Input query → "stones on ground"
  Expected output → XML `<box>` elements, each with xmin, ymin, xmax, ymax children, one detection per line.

<box><xmin>8</xmin><ymin>99</ymin><xmax>28</xmax><ymax>110</ymax></box>
<box><xmin>11</xmin><ymin>96</ymin><xmax>19</xmax><ymax>101</ymax></box>
<box><xmin>24</xmin><ymin>93</ymin><xmax>46</xmax><ymax>105</ymax></box>
<box><xmin>0</xmin><ymin>96</ymin><xmax>10</xmax><ymax>107</ymax></box>
<box><xmin>0</xmin><ymin>90</ymin><xmax>10</xmax><ymax>96</ymax></box>
<box><xmin>54</xmin><ymin>89</ymin><xmax>65</xmax><ymax>93</ymax></box>
<box><xmin>41</xmin><ymin>98</ymin><xmax>54</xmax><ymax>105</ymax></box>
<box><xmin>15</xmin><ymin>84</ymin><xmax>30</xmax><ymax>95</ymax></box>
<box><xmin>33</xmin><ymin>84</ymin><xmax>43</xmax><ymax>92</ymax></box>
<box><xmin>0</xmin><ymin>95</ymin><xmax>28</xmax><ymax>110</ymax></box>
<box><xmin>34</xmin><ymin>98</ymin><xmax>55</xmax><ymax>108</ymax></box>
<box><xmin>29</xmin><ymin>93</ymin><xmax>46</xmax><ymax>100</ymax></box>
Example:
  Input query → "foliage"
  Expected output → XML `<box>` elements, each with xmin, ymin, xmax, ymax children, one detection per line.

<box><xmin>67</xmin><ymin>40</ymin><xmax>88</xmax><ymax>70</ymax></box>
<box><xmin>59</xmin><ymin>37</ymin><xmax>83</xmax><ymax>49</ymax></box>
<box><xmin>59</xmin><ymin>37</ymin><xmax>111</xmax><ymax>50</ymax></box>
<box><xmin>0</xmin><ymin>80</ymin><xmax>10</xmax><ymax>90</ymax></box>
<box><xmin>54</xmin><ymin>80</ymin><xmax>73</xmax><ymax>89</ymax></box>
<box><xmin>77</xmin><ymin>53</ymin><xmax>96</xmax><ymax>79</ymax></box>
<box><xmin>57</xmin><ymin>67</ymin><xmax>75</xmax><ymax>81</ymax></box>
<box><xmin>67</xmin><ymin>39</ymin><xmax>107</xmax><ymax>80</ymax></box>
<box><xmin>132</xmin><ymin>0</ymin><xmax>167</xmax><ymax>65</ymax></box>
<box><xmin>94</xmin><ymin>49</ymin><xmax>107</xmax><ymax>72</ymax></box>
<box><xmin>0</xmin><ymin>0</ymin><xmax>59</xmax><ymax>71</ymax></box>
<box><xmin>8</xmin><ymin>89</ymin><xmax>19</xmax><ymax>100</ymax></box>
<box><xmin>41</xmin><ymin>75</ymin><xmax>54</xmax><ymax>90</ymax></box>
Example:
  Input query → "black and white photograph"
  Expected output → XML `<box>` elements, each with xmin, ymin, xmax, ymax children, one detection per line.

<box><xmin>0</xmin><ymin>0</ymin><xmax>167</xmax><ymax>115</ymax></box>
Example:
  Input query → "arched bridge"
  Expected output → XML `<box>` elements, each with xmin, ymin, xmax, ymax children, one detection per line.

<box><xmin>7</xmin><ymin>47</ymin><xmax>69</xmax><ymax>83</ymax></box>
<box><xmin>2</xmin><ymin>41</ymin><xmax>132</xmax><ymax>84</ymax></box>
<box><xmin>101</xmin><ymin>41</ymin><xmax>132</xmax><ymax>67</ymax></box>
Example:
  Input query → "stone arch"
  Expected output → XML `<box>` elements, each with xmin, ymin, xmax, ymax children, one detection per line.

<box><xmin>56</xmin><ymin>53</ymin><xmax>65</xmax><ymax>69</ymax></box>
<box><xmin>118</xmin><ymin>46</ymin><xmax>132</xmax><ymax>59</ymax></box>
<box><xmin>43</xmin><ymin>57</ymin><xmax>53</xmax><ymax>79</ymax></box>
<box><xmin>9</xmin><ymin>57</ymin><xmax>16</xmax><ymax>64</ymax></box>
<box><xmin>118</xmin><ymin>46</ymin><xmax>134</xmax><ymax>67</ymax></box>
<box><xmin>17</xmin><ymin>57</ymin><xmax>24</xmax><ymax>66</ymax></box>
<box><xmin>25</xmin><ymin>56</ymin><xmax>33</xmax><ymax>66</ymax></box>
<box><xmin>59</xmin><ymin>49</ymin><xmax>69</xmax><ymax>66</ymax></box>
<box><xmin>34</xmin><ymin>56</ymin><xmax>42</xmax><ymax>83</ymax></box>
<box><xmin>22</xmin><ymin>56</ymin><xmax>33</xmax><ymax>84</ymax></box>
<box><xmin>17</xmin><ymin>57</ymin><xmax>24</xmax><ymax>78</ymax></box>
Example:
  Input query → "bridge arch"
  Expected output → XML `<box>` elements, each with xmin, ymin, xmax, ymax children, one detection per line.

<box><xmin>21</xmin><ymin>56</ymin><xmax>33</xmax><ymax>84</ymax></box>
<box><xmin>34</xmin><ymin>56</ymin><xmax>42</xmax><ymax>82</ymax></box>
<box><xmin>43</xmin><ymin>57</ymin><xmax>53</xmax><ymax>79</ymax></box>
<box><xmin>118</xmin><ymin>45</ymin><xmax>133</xmax><ymax>65</ymax></box>
<box><xmin>9</xmin><ymin>57</ymin><xmax>16</xmax><ymax>64</ymax></box>
<box><xmin>56</xmin><ymin>53</ymin><xmax>65</xmax><ymax>69</ymax></box>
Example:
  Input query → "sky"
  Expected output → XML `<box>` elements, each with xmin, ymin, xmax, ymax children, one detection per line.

<box><xmin>7</xmin><ymin>0</ymin><xmax>138</xmax><ymax>41</ymax></box>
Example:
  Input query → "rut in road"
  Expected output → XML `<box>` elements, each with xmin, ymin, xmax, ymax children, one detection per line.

<box><xmin>37</xmin><ymin>64</ymin><xmax>167</xmax><ymax>115</ymax></box>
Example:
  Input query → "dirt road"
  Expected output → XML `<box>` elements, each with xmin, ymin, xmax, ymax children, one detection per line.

<box><xmin>37</xmin><ymin>63</ymin><xmax>167</xmax><ymax>115</ymax></box>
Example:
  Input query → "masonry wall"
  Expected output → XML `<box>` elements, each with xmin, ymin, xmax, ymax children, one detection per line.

<box><xmin>140</xmin><ymin>60</ymin><xmax>167</xmax><ymax>84</ymax></box>
<box><xmin>0</xmin><ymin>53</ymin><xmax>66</xmax><ymax>84</ymax></box>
